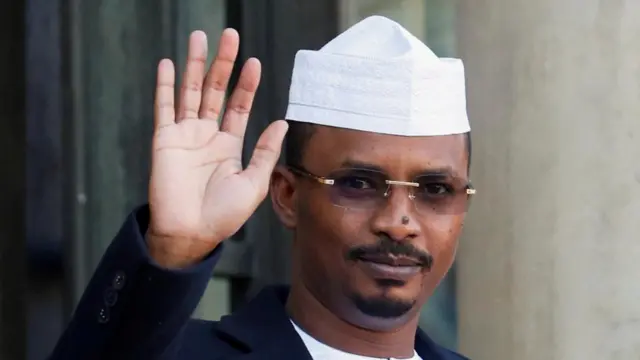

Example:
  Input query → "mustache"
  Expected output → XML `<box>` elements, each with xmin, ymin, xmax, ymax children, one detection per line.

<box><xmin>346</xmin><ymin>235</ymin><xmax>433</xmax><ymax>270</ymax></box>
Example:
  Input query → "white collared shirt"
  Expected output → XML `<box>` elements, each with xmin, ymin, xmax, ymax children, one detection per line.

<box><xmin>291</xmin><ymin>320</ymin><xmax>423</xmax><ymax>360</ymax></box>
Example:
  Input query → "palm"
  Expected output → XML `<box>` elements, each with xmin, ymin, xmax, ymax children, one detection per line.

<box><xmin>147</xmin><ymin>29</ymin><xmax>287</xmax><ymax>259</ymax></box>
<box><xmin>151</xmin><ymin>121</ymin><xmax>244</xmax><ymax>242</ymax></box>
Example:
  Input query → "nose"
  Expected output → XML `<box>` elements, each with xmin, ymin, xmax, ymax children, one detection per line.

<box><xmin>370</xmin><ymin>186</ymin><xmax>420</xmax><ymax>241</ymax></box>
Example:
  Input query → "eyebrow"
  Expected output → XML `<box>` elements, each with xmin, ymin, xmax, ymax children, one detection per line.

<box><xmin>338</xmin><ymin>158</ymin><xmax>465</xmax><ymax>179</ymax></box>
<box><xmin>339</xmin><ymin>159</ymin><xmax>385</xmax><ymax>172</ymax></box>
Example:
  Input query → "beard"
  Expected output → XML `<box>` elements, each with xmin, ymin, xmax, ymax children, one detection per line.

<box><xmin>350</xmin><ymin>292</ymin><xmax>415</xmax><ymax>319</ymax></box>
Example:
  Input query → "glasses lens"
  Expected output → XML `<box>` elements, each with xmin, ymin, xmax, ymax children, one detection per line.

<box><xmin>413</xmin><ymin>175</ymin><xmax>472</xmax><ymax>215</ymax></box>
<box><xmin>327</xmin><ymin>168</ymin><xmax>388</xmax><ymax>210</ymax></box>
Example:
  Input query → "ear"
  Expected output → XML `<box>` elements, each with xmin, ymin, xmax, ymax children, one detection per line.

<box><xmin>270</xmin><ymin>165</ymin><xmax>298</xmax><ymax>229</ymax></box>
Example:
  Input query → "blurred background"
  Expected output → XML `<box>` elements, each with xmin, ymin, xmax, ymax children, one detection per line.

<box><xmin>2</xmin><ymin>1</ymin><xmax>639</xmax><ymax>359</ymax></box>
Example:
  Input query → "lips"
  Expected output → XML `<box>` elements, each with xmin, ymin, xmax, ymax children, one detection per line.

<box><xmin>356</xmin><ymin>255</ymin><xmax>423</xmax><ymax>282</ymax></box>
<box><xmin>357</xmin><ymin>254</ymin><xmax>424</xmax><ymax>267</ymax></box>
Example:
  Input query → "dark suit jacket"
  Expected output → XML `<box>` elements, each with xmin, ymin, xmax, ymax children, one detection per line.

<box><xmin>49</xmin><ymin>206</ymin><xmax>469</xmax><ymax>359</ymax></box>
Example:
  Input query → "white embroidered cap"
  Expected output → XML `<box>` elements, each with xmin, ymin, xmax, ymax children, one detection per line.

<box><xmin>285</xmin><ymin>15</ymin><xmax>470</xmax><ymax>136</ymax></box>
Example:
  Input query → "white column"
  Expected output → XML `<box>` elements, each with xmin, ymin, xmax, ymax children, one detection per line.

<box><xmin>456</xmin><ymin>1</ymin><xmax>640</xmax><ymax>359</ymax></box>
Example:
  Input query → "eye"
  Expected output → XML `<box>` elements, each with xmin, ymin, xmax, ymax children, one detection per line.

<box><xmin>417</xmin><ymin>182</ymin><xmax>454</xmax><ymax>198</ymax></box>
<box><xmin>425</xmin><ymin>183</ymin><xmax>450</xmax><ymax>195</ymax></box>
<box><xmin>337</xmin><ymin>176</ymin><xmax>375</xmax><ymax>190</ymax></box>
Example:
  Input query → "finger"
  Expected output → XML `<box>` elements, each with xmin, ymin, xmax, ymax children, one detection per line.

<box><xmin>154</xmin><ymin>59</ymin><xmax>176</xmax><ymax>129</ymax></box>
<box><xmin>177</xmin><ymin>31</ymin><xmax>208</xmax><ymax>121</ymax></box>
<box><xmin>241</xmin><ymin>120</ymin><xmax>289</xmax><ymax>193</ymax></box>
<box><xmin>199</xmin><ymin>28</ymin><xmax>239</xmax><ymax>120</ymax></box>
<box><xmin>220</xmin><ymin>58</ymin><xmax>261</xmax><ymax>138</ymax></box>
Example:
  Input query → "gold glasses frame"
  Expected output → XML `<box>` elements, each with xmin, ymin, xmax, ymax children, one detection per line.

<box><xmin>288</xmin><ymin>165</ymin><xmax>477</xmax><ymax>199</ymax></box>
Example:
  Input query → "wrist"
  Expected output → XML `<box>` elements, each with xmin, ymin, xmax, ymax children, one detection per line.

<box><xmin>145</xmin><ymin>231</ymin><xmax>211</xmax><ymax>269</ymax></box>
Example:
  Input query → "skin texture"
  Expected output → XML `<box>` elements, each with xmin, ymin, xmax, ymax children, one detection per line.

<box><xmin>271</xmin><ymin>126</ymin><xmax>469</xmax><ymax>358</ymax></box>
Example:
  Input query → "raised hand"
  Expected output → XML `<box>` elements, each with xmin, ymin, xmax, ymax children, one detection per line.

<box><xmin>147</xmin><ymin>29</ymin><xmax>288</xmax><ymax>268</ymax></box>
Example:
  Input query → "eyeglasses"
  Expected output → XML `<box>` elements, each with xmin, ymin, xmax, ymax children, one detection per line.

<box><xmin>289</xmin><ymin>166</ymin><xmax>476</xmax><ymax>216</ymax></box>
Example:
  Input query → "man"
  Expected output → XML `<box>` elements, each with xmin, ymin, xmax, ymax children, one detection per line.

<box><xmin>50</xmin><ymin>16</ymin><xmax>474</xmax><ymax>360</ymax></box>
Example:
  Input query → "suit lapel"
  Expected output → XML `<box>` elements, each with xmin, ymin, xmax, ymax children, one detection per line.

<box><xmin>215</xmin><ymin>284</ymin><xmax>463</xmax><ymax>360</ymax></box>
<box><xmin>215</xmin><ymin>285</ymin><xmax>313</xmax><ymax>360</ymax></box>
<box><xmin>415</xmin><ymin>328</ymin><xmax>468</xmax><ymax>360</ymax></box>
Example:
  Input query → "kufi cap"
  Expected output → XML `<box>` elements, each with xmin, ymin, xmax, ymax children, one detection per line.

<box><xmin>285</xmin><ymin>15</ymin><xmax>470</xmax><ymax>136</ymax></box>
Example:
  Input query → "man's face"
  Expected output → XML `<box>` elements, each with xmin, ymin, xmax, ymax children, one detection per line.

<box><xmin>272</xmin><ymin>125</ymin><xmax>469</xmax><ymax>331</ymax></box>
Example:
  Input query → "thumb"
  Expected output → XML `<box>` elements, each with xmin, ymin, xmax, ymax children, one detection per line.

<box><xmin>241</xmin><ymin>120</ymin><xmax>289</xmax><ymax>193</ymax></box>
